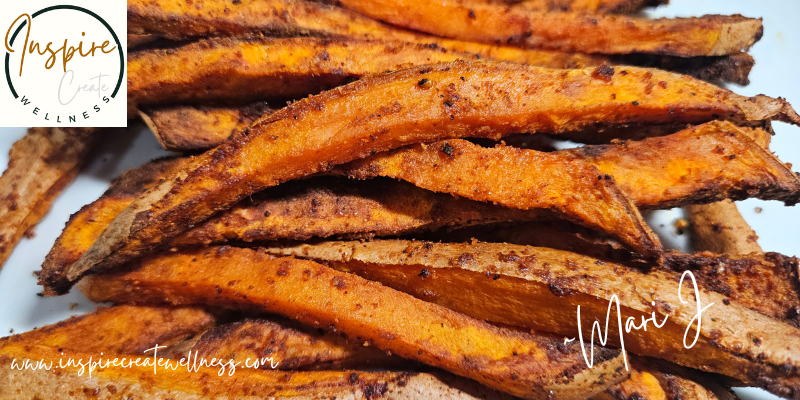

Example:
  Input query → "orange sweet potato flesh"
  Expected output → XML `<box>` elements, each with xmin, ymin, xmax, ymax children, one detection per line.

<box><xmin>337</xmin><ymin>0</ymin><xmax>762</xmax><ymax>57</ymax></box>
<box><xmin>126</xmin><ymin>0</ymin><xmax>751</xmax><ymax>85</ymax></box>
<box><xmin>340</xmin><ymin>139</ymin><xmax>659</xmax><ymax>259</ymax></box>
<box><xmin>79</xmin><ymin>247</ymin><xmax>627</xmax><ymax>400</ymax></box>
<box><xmin>164</xmin><ymin>317</ymin><xmax>400</xmax><ymax>371</ymax></box>
<box><xmin>127</xmin><ymin>37</ymin><xmax>477</xmax><ymax>117</ymax></box>
<box><xmin>0</xmin><ymin>305</ymin><xmax>214</xmax><ymax>355</ymax></box>
<box><xmin>54</xmin><ymin>61</ymin><xmax>800</xmax><ymax>295</ymax></box>
<box><xmin>142</xmin><ymin>103</ymin><xmax>274</xmax><ymax>152</ymax></box>
<box><xmin>264</xmin><ymin>239</ymin><xmax>800</xmax><ymax>399</ymax></box>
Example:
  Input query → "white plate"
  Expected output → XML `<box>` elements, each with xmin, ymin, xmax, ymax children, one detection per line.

<box><xmin>0</xmin><ymin>1</ymin><xmax>797</xmax><ymax>398</ymax></box>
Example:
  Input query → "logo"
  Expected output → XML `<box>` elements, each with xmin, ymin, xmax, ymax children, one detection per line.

<box><xmin>1</xmin><ymin>1</ymin><xmax>126</xmax><ymax>127</ymax></box>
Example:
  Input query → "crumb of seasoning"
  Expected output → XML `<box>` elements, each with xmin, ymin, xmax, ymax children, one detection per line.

<box><xmin>23</xmin><ymin>229</ymin><xmax>36</xmax><ymax>239</ymax></box>
<box><xmin>754</xmin><ymin>207</ymin><xmax>763</xmax><ymax>214</ymax></box>
<box><xmin>440</xmin><ymin>143</ymin><xmax>454</xmax><ymax>156</ymax></box>
<box><xmin>417</xmin><ymin>78</ymin><xmax>432</xmax><ymax>89</ymax></box>
<box><xmin>674</xmin><ymin>218</ymin><xmax>689</xmax><ymax>235</ymax></box>
<box><xmin>8</xmin><ymin>328</ymin><xmax>13</xmax><ymax>334</ymax></box>
<box><xmin>70</xmin><ymin>303</ymin><xmax>79</xmax><ymax>311</ymax></box>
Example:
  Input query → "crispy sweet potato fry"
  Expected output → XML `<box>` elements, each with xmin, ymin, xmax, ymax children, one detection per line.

<box><xmin>163</xmin><ymin>317</ymin><xmax>399</xmax><ymax>370</ymax></box>
<box><xmin>142</xmin><ymin>103</ymin><xmax>274</xmax><ymax>152</ymax></box>
<box><xmin>336</xmin><ymin>0</ymin><xmax>761</xmax><ymax>57</ymax></box>
<box><xmin>560</xmin><ymin>121</ymin><xmax>800</xmax><ymax>208</ymax></box>
<box><xmin>79</xmin><ymin>247</ymin><xmax>627</xmax><ymax>400</ymax></box>
<box><xmin>127</xmin><ymin>33</ymin><xmax>156</xmax><ymax>48</ymax></box>
<box><xmin>0</xmin><ymin>127</ymin><xmax>98</xmax><ymax>269</ymax></box>
<box><xmin>342</xmin><ymin>123</ymin><xmax>800</xmax><ymax>210</ymax></box>
<box><xmin>1</xmin><ymin>305</ymin><xmax>214</xmax><ymax>355</ymax></box>
<box><xmin>263</xmin><ymin>239</ymin><xmax>800</xmax><ymax>398</ymax></box>
<box><xmin>684</xmin><ymin>125</ymin><xmax>769</xmax><ymax>255</ymax></box>
<box><xmin>51</xmin><ymin>61</ymin><xmax>800</xmax><ymax>294</ymax></box>
<box><xmin>41</xmin><ymin>170</ymin><xmax>543</xmax><ymax>280</ymax></box>
<box><xmin>511</xmin><ymin>0</ymin><xmax>666</xmax><ymax>14</ymax></box>
<box><xmin>0</xmin><ymin>342</ymin><xmax>505</xmax><ymax>400</ymax></box>
<box><xmin>340</xmin><ymin>139</ymin><xmax>659</xmax><ymax>258</ymax></box>
<box><xmin>126</xmin><ymin>0</ymin><xmax>606</xmax><ymax>66</ymax></box>
<box><xmin>609</xmin><ymin>53</ymin><xmax>754</xmax><ymax>86</ymax></box>
<box><xmin>685</xmin><ymin>200</ymin><xmax>764</xmax><ymax>255</ymax></box>
<box><xmin>126</xmin><ymin>0</ymin><xmax>752</xmax><ymax>85</ymax></box>
<box><xmin>661</xmin><ymin>251</ymin><xmax>800</xmax><ymax>326</ymax></box>
<box><xmin>337</xmin><ymin>0</ymin><xmax>762</xmax><ymax>56</ymax></box>
<box><xmin>598</xmin><ymin>357</ymin><xmax>737</xmax><ymax>400</ymax></box>
<box><xmin>127</xmin><ymin>37</ymin><xmax>478</xmax><ymax>117</ymax></box>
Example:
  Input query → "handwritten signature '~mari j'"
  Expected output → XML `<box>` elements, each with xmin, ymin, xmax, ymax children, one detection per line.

<box><xmin>565</xmin><ymin>270</ymin><xmax>713</xmax><ymax>370</ymax></box>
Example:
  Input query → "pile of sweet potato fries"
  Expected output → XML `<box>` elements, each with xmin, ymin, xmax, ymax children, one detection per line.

<box><xmin>1</xmin><ymin>0</ymin><xmax>800</xmax><ymax>399</ymax></box>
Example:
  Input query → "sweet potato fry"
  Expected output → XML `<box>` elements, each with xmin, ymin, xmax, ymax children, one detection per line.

<box><xmin>0</xmin><ymin>342</ymin><xmax>505</xmax><ymax>400</ymax></box>
<box><xmin>142</xmin><ymin>103</ymin><xmax>274</xmax><ymax>152</ymax></box>
<box><xmin>336</xmin><ymin>0</ymin><xmax>762</xmax><ymax>57</ymax></box>
<box><xmin>559</xmin><ymin>121</ymin><xmax>800</xmax><ymax>208</ymax></box>
<box><xmin>342</xmin><ymin>122</ymin><xmax>800</xmax><ymax>209</ymax></box>
<box><xmin>685</xmin><ymin>200</ymin><xmax>764</xmax><ymax>255</ymax></box>
<box><xmin>263</xmin><ymin>239</ymin><xmax>800</xmax><ymax>398</ymax></box>
<box><xmin>126</xmin><ymin>0</ymin><xmax>751</xmax><ymax>85</ymax></box>
<box><xmin>0</xmin><ymin>127</ymin><xmax>98</xmax><ymax>269</ymax></box>
<box><xmin>52</xmin><ymin>61</ymin><xmax>800</xmax><ymax>295</ymax></box>
<box><xmin>1</xmin><ymin>305</ymin><xmax>214</xmax><ymax>355</ymax></box>
<box><xmin>127</xmin><ymin>37</ymin><xmax>478</xmax><ymax>117</ymax></box>
<box><xmin>340</xmin><ymin>139</ymin><xmax>659</xmax><ymax>259</ymax></box>
<box><xmin>511</xmin><ymin>0</ymin><xmax>667</xmax><ymax>14</ymax></box>
<box><xmin>609</xmin><ymin>53</ymin><xmax>754</xmax><ymax>86</ymax></box>
<box><xmin>79</xmin><ymin>247</ymin><xmax>627</xmax><ymax>400</ymax></box>
<box><xmin>163</xmin><ymin>317</ymin><xmax>398</xmax><ymax>370</ymax></box>
<box><xmin>661</xmin><ymin>251</ymin><xmax>800</xmax><ymax>327</ymax></box>
<box><xmin>127</xmin><ymin>33</ymin><xmax>156</xmax><ymax>48</ymax></box>
<box><xmin>598</xmin><ymin>357</ymin><xmax>737</xmax><ymax>400</ymax></box>
<box><xmin>41</xmin><ymin>170</ymin><xmax>542</xmax><ymax>282</ymax></box>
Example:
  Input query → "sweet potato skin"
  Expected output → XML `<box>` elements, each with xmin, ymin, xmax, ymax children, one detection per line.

<box><xmin>0</xmin><ymin>127</ymin><xmax>97</xmax><ymax>269</ymax></box>
<box><xmin>127</xmin><ymin>37</ymin><xmax>476</xmax><ymax>117</ymax></box>
<box><xmin>336</xmin><ymin>0</ymin><xmax>761</xmax><ymax>56</ymax></box>
<box><xmin>1</xmin><ymin>305</ymin><xmax>214</xmax><ymax>355</ymax></box>
<box><xmin>264</xmin><ymin>240</ymin><xmax>800</xmax><ymax>398</ymax></box>
<box><xmin>142</xmin><ymin>103</ymin><xmax>274</xmax><ymax>152</ymax></box>
<box><xmin>79</xmin><ymin>247</ymin><xmax>626</xmax><ymax>400</ymax></box>
<box><xmin>55</xmin><ymin>61</ymin><xmax>799</xmax><ymax>294</ymax></box>
<box><xmin>340</xmin><ymin>139</ymin><xmax>660</xmax><ymax>259</ymax></box>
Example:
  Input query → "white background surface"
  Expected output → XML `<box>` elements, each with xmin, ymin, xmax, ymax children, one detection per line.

<box><xmin>0</xmin><ymin>1</ymin><xmax>796</xmax><ymax>398</ymax></box>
